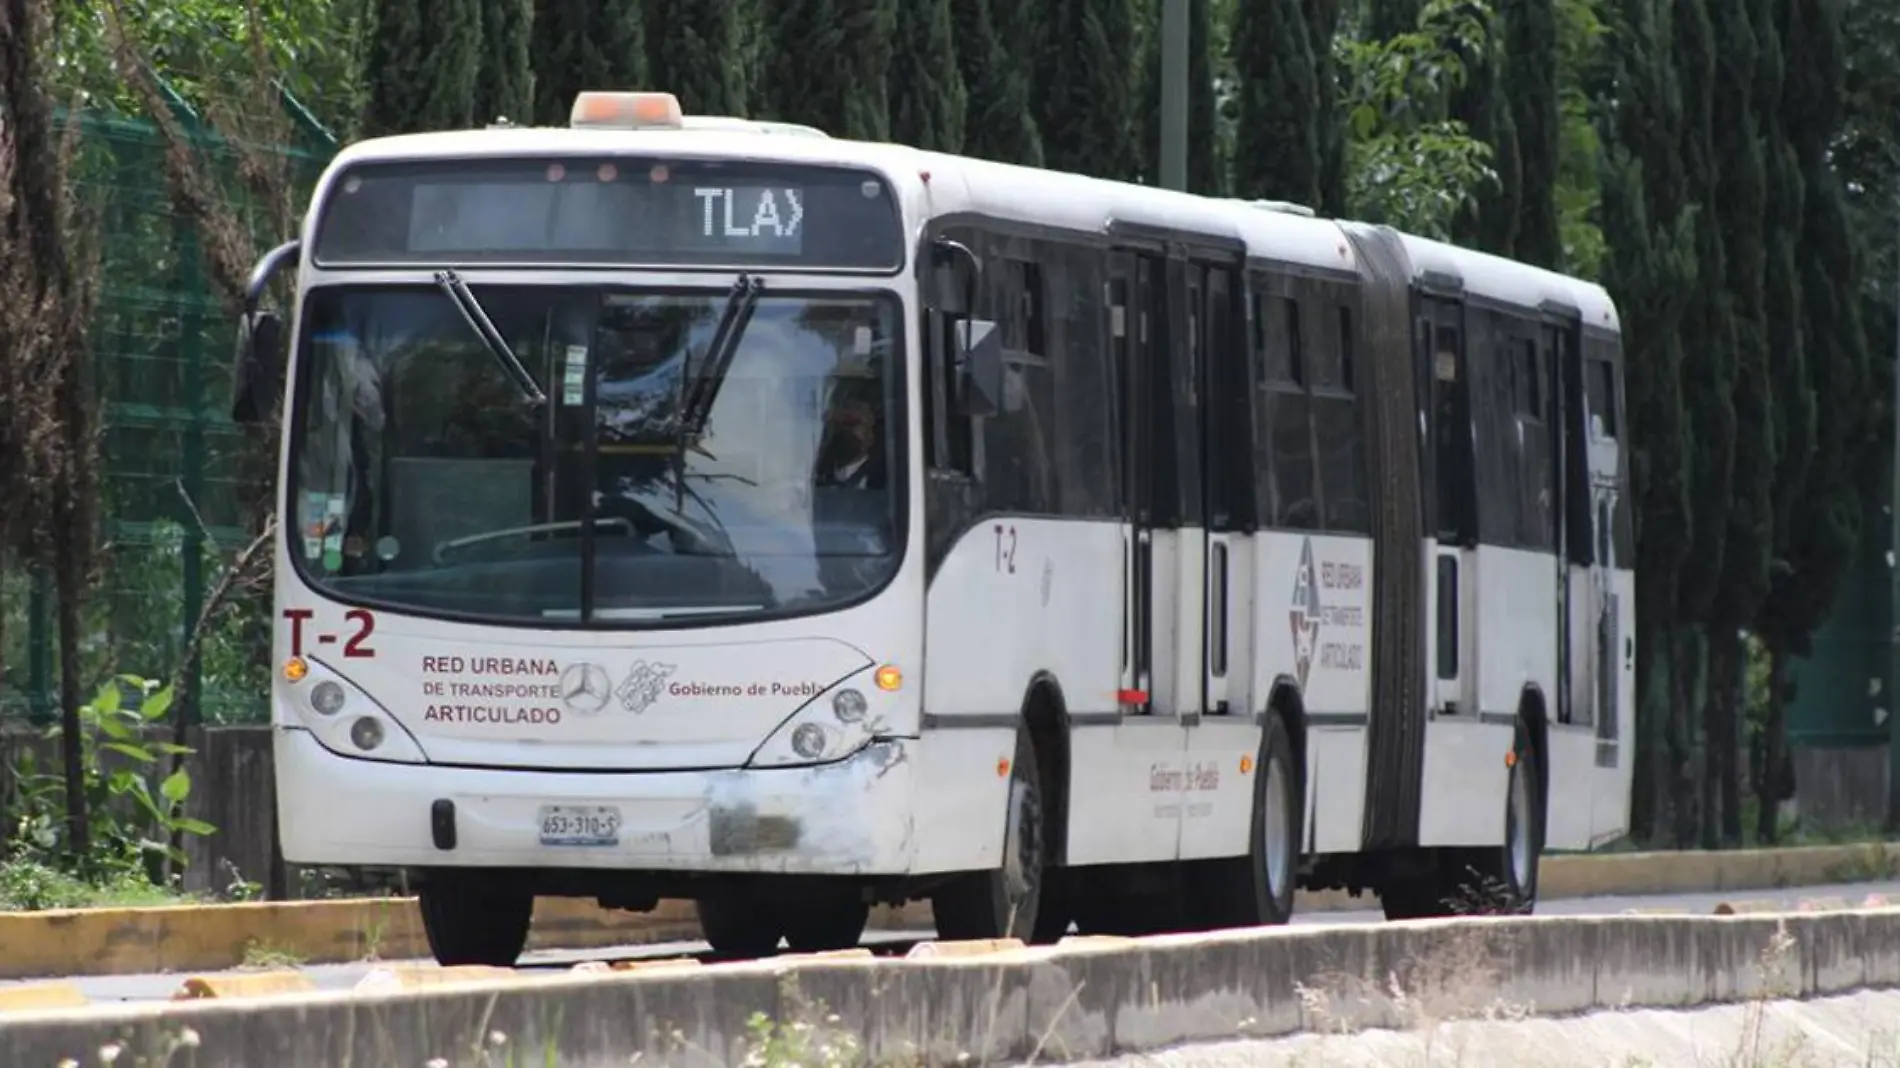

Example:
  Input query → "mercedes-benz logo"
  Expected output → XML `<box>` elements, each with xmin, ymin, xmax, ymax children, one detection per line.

<box><xmin>559</xmin><ymin>662</ymin><xmax>611</xmax><ymax>714</ymax></box>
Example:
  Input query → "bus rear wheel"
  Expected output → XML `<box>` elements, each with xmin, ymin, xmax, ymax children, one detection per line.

<box><xmin>932</xmin><ymin>729</ymin><xmax>1050</xmax><ymax>942</ymax></box>
<box><xmin>418</xmin><ymin>875</ymin><xmax>533</xmax><ymax>967</ymax></box>
<box><xmin>1380</xmin><ymin>723</ymin><xmax>1543</xmax><ymax>920</ymax></box>
<box><xmin>782</xmin><ymin>896</ymin><xmax>871</xmax><ymax>954</ymax></box>
<box><xmin>1196</xmin><ymin>712</ymin><xmax>1300</xmax><ymax>930</ymax></box>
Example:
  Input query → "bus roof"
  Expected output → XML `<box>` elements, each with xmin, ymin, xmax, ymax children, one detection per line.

<box><xmin>322</xmin><ymin>121</ymin><xmax>1619</xmax><ymax>335</ymax></box>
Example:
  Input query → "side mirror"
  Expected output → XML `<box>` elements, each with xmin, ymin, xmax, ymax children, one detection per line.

<box><xmin>231</xmin><ymin>238</ymin><xmax>302</xmax><ymax>425</ymax></box>
<box><xmin>928</xmin><ymin>237</ymin><xmax>978</xmax><ymax>316</ymax></box>
<box><xmin>231</xmin><ymin>310</ymin><xmax>286</xmax><ymax>425</ymax></box>
<box><xmin>955</xmin><ymin>319</ymin><xmax>1004</xmax><ymax>418</ymax></box>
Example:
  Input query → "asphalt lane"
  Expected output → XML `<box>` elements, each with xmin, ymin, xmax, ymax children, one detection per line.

<box><xmin>16</xmin><ymin>878</ymin><xmax>1900</xmax><ymax>1004</ymax></box>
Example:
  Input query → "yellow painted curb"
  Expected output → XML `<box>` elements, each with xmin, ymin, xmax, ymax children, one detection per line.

<box><xmin>1</xmin><ymin>842</ymin><xmax>1894</xmax><ymax>981</ymax></box>
<box><xmin>609</xmin><ymin>956</ymin><xmax>702</xmax><ymax>972</ymax></box>
<box><xmin>352</xmin><ymin>965</ymin><xmax>517</xmax><ymax>993</ymax></box>
<box><xmin>1712</xmin><ymin>900</ymin><xmax>1782</xmax><ymax>915</ymax></box>
<box><xmin>905</xmin><ymin>937</ymin><xmax>1025</xmax><ymax>959</ymax></box>
<box><xmin>0</xmin><ymin>981</ymin><xmax>89</xmax><ymax>1013</ymax></box>
<box><xmin>173</xmin><ymin>970</ymin><xmax>317</xmax><ymax>1000</ymax></box>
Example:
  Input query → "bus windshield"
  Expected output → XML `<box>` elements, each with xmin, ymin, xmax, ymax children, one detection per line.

<box><xmin>286</xmin><ymin>283</ymin><xmax>903</xmax><ymax>626</ymax></box>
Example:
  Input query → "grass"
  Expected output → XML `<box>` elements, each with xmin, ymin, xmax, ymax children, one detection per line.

<box><xmin>0</xmin><ymin>859</ymin><xmax>197</xmax><ymax>911</ymax></box>
<box><xmin>238</xmin><ymin>938</ymin><xmax>305</xmax><ymax>970</ymax></box>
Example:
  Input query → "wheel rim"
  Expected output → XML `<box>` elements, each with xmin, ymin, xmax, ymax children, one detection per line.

<box><xmin>1002</xmin><ymin>767</ymin><xmax>1042</xmax><ymax>908</ymax></box>
<box><xmin>1262</xmin><ymin>752</ymin><xmax>1293</xmax><ymax>898</ymax></box>
<box><xmin>1508</xmin><ymin>757</ymin><xmax>1533</xmax><ymax>891</ymax></box>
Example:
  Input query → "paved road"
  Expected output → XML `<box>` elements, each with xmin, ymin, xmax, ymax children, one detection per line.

<box><xmin>14</xmin><ymin>878</ymin><xmax>1900</xmax><ymax>1005</ymax></box>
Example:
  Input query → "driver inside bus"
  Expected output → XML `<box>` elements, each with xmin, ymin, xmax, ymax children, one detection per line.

<box><xmin>815</xmin><ymin>398</ymin><xmax>884</xmax><ymax>490</ymax></box>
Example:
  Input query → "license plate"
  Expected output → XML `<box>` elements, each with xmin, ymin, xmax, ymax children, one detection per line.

<box><xmin>537</xmin><ymin>804</ymin><xmax>621</xmax><ymax>847</ymax></box>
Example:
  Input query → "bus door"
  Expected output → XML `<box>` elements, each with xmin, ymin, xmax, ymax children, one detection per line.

<box><xmin>1419</xmin><ymin>295</ymin><xmax>1473</xmax><ymax>718</ymax></box>
<box><xmin>1581</xmin><ymin>332</ymin><xmax>1633</xmax><ymax>833</ymax></box>
<box><xmin>1179</xmin><ymin>254</ymin><xmax>1256</xmax><ymax>860</ymax></box>
<box><xmin>1549</xmin><ymin>312</ymin><xmax>1586</xmax><ymax>735</ymax></box>
<box><xmin>1100</xmin><ymin>246</ymin><xmax>1193</xmax><ymax>860</ymax></box>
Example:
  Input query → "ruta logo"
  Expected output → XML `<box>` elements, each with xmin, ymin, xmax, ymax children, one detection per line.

<box><xmin>616</xmin><ymin>661</ymin><xmax>677</xmax><ymax>715</ymax></box>
<box><xmin>1288</xmin><ymin>537</ymin><xmax>1322</xmax><ymax>689</ymax></box>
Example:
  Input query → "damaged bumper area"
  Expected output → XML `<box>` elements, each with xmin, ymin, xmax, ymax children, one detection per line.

<box><xmin>275</xmin><ymin>727</ymin><xmax>917</xmax><ymax>875</ymax></box>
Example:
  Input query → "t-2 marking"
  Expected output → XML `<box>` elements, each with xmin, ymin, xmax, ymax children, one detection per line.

<box><xmin>994</xmin><ymin>524</ymin><xmax>1018</xmax><ymax>574</ymax></box>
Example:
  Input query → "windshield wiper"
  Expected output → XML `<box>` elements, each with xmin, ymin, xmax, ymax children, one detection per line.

<box><xmin>670</xmin><ymin>273</ymin><xmax>764</xmax><ymax>509</ymax></box>
<box><xmin>433</xmin><ymin>269</ymin><xmax>547</xmax><ymax>405</ymax></box>
<box><xmin>680</xmin><ymin>273</ymin><xmax>765</xmax><ymax>435</ymax></box>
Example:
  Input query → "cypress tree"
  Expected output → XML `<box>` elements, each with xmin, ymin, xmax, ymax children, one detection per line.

<box><xmin>948</xmin><ymin>0</ymin><xmax>1044</xmax><ymax>166</ymax></box>
<box><xmin>1301</xmin><ymin>0</ymin><xmax>1347</xmax><ymax>216</ymax></box>
<box><xmin>1671</xmin><ymin>0</ymin><xmax>1735</xmax><ymax>848</ymax></box>
<box><xmin>1501</xmin><ymin>0</ymin><xmax>1561</xmax><ymax>267</ymax></box>
<box><xmin>1448</xmin><ymin>3</ymin><xmax>1519</xmax><ymax>256</ymax></box>
<box><xmin>474</xmin><ymin>0</ymin><xmax>534</xmax><ymax>127</ymax></box>
<box><xmin>359</xmin><ymin>0</ymin><xmax>483</xmax><ymax>135</ymax></box>
<box><xmin>1706</xmin><ymin>0</ymin><xmax>1772</xmax><ymax>848</ymax></box>
<box><xmin>889</xmin><ymin>0</ymin><xmax>968</xmax><ymax>152</ymax></box>
<box><xmin>1365</xmin><ymin>0</ymin><xmax>1420</xmax><ymax>42</ymax></box>
<box><xmin>1231</xmin><ymin>0</ymin><xmax>1322</xmax><ymax>207</ymax></box>
<box><xmin>646</xmin><ymin>0</ymin><xmax>749</xmax><ymax>116</ymax></box>
<box><xmin>755</xmin><ymin>0</ymin><xmax>899</xmax><ymax>141</ymax></box>
<box><xmin>1596</xmin><ymin>0</ymin><xmax>1696</xmax><ymax>844</ymax></box>
<box><xmin>1766</xmin><ymin>0</ymin><xmax>1876</xmax><ymax>729</ymax></box>
<box><xmin>530</xmin><ymin>0</ymin><xmax>645</xmax><ymax>126</ymax></box>
<box><xmin>1035</xmin><ymin>0</ymin><xmax>1142</xmax><ymax>180</ymax></box>
<box><xmin>1140</xmin><ymin>0</ymin><xmax>1224</xmax><ymax>193</ymax></box>
<box><xmin>1751</xmin><ymin>0</ymin><xmax>1811</xmax><ymax>845</ymax></box>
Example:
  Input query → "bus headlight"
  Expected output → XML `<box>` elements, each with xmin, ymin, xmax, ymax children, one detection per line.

<box><xmin>748</xmin><ymin>676</ymin><xmax>892</xmax><ymax>768</ymax></box>
<box><xmin>831</xmin><ymin>688</ymin><xmax>867</xmax><ymax>723</ymax></box>
<box><xmin>278</xmin><ymin>657</ymin><xmax>426</xmax><ymax>765</ymax></box>
<box><xmin>310</xmin><ymin>681</ymin><xmax>346</xmax><ymax>716</ymax></box>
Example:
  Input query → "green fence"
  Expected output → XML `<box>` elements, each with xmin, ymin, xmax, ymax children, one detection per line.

<box><xmin>0</xmin><ymin>95</ymin><xmax>334</xmax><ymax>726</ymax></box>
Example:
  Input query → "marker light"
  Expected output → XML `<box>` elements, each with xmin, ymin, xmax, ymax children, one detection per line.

<box><xmin>570</xmin><ymin>91</ymin><xmax>683</xmax><ymax>130</ymax></box>
<box><xmin>282</xmin><ymin>656</ymin><xmax>308</xmax><ymax>683</ymax></box>
<box><xmin>874</xmin><ymin>665</ymin><xmax>903</xmax><ymax>692</ymax></box>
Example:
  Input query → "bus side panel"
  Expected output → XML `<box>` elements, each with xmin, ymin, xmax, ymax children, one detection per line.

<box><xmin>1544</xmin><ymin>726</ymin><xmax>1598</xmax><ymax>850</ymax></box>
<box><xmin>1590</xmin><ymin>565</ymin><xmax>1636</xmax><ymax>846</ymax></box>
<box><xmin>912</xmin><ymin>516</ymin><xmax>1128</xmax><ymax>875</ymax></box>
<box><xmin>1414</xmin><ymin>717</ymin><xmax>1512</xmax><ymax>847</ymax></box>
<box><xmin>1473</xmin><ymin>545</ymin><xmax>1559</xmax><ymax>724</ymax></box>
<box><xmin>1253</xmin><ymin>528</ymin><xmax>1373</xmax><ymax>854</ymax></box>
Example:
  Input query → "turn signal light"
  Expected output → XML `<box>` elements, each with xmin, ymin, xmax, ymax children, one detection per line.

<box><xmin>282</xmin><ymin>656</ymin><xmax>308</xmax><ymax>683</ymax></box>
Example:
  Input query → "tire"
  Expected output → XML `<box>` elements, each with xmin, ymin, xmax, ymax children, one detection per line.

<box><xmin>695</xmin><ymin>895</ymin><xmax>785</xmax><ymax>958</ymax></box>
<box><xmin>1379</xmin><ymin>721</ymin><xmax>1542</xmax><ymax>920</ymax></box>
<box><xmin>1197</xmin><ymin>713</ymin><xmax>1301</xmax><ymax>930</ymax></box>
<box><xmin>1494</xmin><ymin>722</ymin><xmax>1544</xmax><ymax>913</ymax></box>
<box><xmin>782</xmin><ymin>897</ymin><xmax>871</xmax><ymax>954</ymax></box>
<box><xmin>418</xmin><ymin>876</ymin><xmax>533</xmax><ymax>967</ymax></box>
<box><xmin>932</xmin><ymin>729</ymin><xmax>1049</xmax><ymax>941</ymax></box>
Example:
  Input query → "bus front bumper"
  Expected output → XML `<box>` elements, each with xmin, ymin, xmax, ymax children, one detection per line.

<box><xmin>273</xmin><ymin>727</ymin><xmax>918</xmax><ymax>874</ymax></box>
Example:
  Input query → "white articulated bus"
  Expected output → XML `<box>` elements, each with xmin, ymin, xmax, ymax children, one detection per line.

<box><xmin>233</xmin><ymin>90</ymin><xmax>1635</xmax><ymax>966</ymax></box>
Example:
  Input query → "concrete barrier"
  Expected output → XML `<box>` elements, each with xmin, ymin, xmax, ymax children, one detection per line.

<box><xmin>1</xmin><ymin>842</ymin><xmax>1893</xmax><ymax>981</ymax></box>
<box><xmin>2</xmin><ymin>907</ymin><xmax>1897</xmax><ymax>1066</ymax></box>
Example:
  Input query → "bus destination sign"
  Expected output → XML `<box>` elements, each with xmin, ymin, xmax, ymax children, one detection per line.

<box><xmin>691</xmin><ymin>185</ymin><xmax>805</xmax><ymax>254</ymax></box>
<box><xmin>312</xmin><ymin>156</ymin><xmax>903</xmax><ymax>270</ymax></box>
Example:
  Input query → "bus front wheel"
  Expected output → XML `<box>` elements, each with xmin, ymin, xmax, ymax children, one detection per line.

<box><xmin>418</xmin><ymin>874</ymin><xmax>533</xmax><ymax>967</ymax></box>
<box><xmin>932</xmin><ymin>728</ymin><xmax>1050</xmax><ymax>942</ymax></box>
